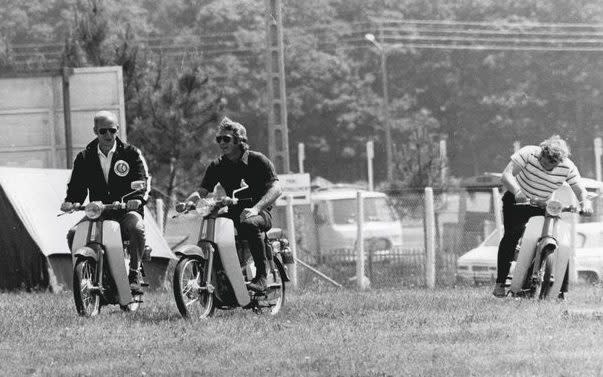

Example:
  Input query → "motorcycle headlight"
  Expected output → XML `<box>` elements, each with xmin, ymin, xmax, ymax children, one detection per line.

<box><xmin>84</xmin><ymin>202</ymin><xmax>103</xmax><ymax>219</ymax></box>
<box><xmin>271</xmin><ymin>240</ymin><xmax>281</xmax><ymax>253</ymax></box>
<box><xmin>546</xmin><ymin>200</ymin><xmax>563</xmax><ymax>216</ymax></box>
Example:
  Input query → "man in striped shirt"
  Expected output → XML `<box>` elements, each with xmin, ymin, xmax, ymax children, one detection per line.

<box><xmin>493</xmin><ymin>135</ymin><xmax>593</xmax><ymax>298</ymax></box>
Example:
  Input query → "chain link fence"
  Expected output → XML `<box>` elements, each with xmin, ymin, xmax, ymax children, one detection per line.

<box><xmin>151</xmin><ymin>187</ymin><xmax>503</xmax><ymax>290</ymax></box>
<box><xmin>268</xmin><ymin>187</ymin><xmax>501</xmax><ymax>289</ymax></box>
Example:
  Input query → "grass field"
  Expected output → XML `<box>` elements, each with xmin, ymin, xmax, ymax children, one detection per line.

<box><xmin>2</xmin><ymin>284</ymin><xmax>603</xmax><ymax>377</ymax></box>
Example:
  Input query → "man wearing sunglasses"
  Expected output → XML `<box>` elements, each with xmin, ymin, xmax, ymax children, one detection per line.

<box><xmin>492</xmin><ymin>135</ymin><xmax>592</xmax><ymax>298</ymax></box>
<box><xmin>61</xmin><ymin>110</ymin><xmax>151</xmax><ymax>293</ymax></box>
<box><xmin>185</xmin><ymin>117</ymin><xmax>282</xmax><ymax>292</ymax></box>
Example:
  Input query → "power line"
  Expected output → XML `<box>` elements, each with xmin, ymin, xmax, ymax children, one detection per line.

<box><xmin>373</xmin><ymin>18</ymin><xmax>603</xmax><ymax>29</ymax></box>
<box><xmin>375</xmin><ymin>26</ymin><xmax>603</xmax><ymax>38</ymax></box>
<box><xmin>11</xmin><ymin>18</ymin><xmax>603</xmax><ymax>65</ymax></box>
<box><xmin>335</xmin><ymin>43</ymin><xmax>603</xmax><ymax>53</ymax></box>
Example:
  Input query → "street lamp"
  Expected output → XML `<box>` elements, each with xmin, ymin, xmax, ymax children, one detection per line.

<box><xmin>365</xmin><ymin>33</ymin><xmax>393</xmax><ymax>181</ymax></box>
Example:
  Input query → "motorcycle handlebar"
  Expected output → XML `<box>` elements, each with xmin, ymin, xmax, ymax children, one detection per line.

<box><xmin>173</xmin><ymin>197</ymin><xmax>254</xmax><ymax>217</ymax></box>
<box><xmin>58</xmin><ymin>201</ymin><xmax>127</xmax><ymax>217</ymax></box>
<box><xmin>516</xmin><ymin>200</ymin><xmax>588</xmax><ymax>216</ymax></box>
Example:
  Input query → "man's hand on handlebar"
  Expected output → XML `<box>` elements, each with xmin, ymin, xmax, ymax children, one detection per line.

<box><xmin>514</xmin><ymin>190</ymin><xmax>529</xmax><ymax>203</ymax></box>
<box><xmin>60</xmin><ymin>202</ymin><xmax>74</xmax><ymax>212</ymax></box>
<box><xmin>126</xmin><ymin>199</ymin><xmax>142</xmax><ymax>210</ymax></box>
<box><xmin>581</xmin><ymin>199</ymin><xmax>593</xmax><ymax>216</ymax></box>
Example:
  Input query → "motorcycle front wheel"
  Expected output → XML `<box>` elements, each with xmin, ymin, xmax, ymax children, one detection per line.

<box><xmin>73</xmin><ymin>259</ymin><xmax>101</xmax><ymax>317</ymax></box>
<box><xmin>532</xmin><ymin>252</ymin><xmax>554</xmax><ymax>299</ymax></box>
<box><xmin>173</xmin><ymin>257</ymin><xmax>214</xmax><ymax>318</ymax></box>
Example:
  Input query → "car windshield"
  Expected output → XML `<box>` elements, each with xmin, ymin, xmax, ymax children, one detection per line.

<box><xmin>332</xmin><ymin>197</ymin><xmax>396</xmax><ymax>224</ymax></box>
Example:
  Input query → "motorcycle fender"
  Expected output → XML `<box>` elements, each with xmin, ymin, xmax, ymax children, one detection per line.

<box><xmin>102</xmin><ymin>220</ymin><xmax>133</xmax><ymax>306</ymax></box>
<box><xmin>214</xmin><ymin>217</ymin><xmax>250</xmax><ymax>307</ymax></box>
<box><xmin>174</xmin><ymin>244</ymin><xmax>208</xmax><ymax>259</ymax></box>
<box><xmin>73</xmin><ymin>246</ymin><xmax>99</xmax><ymax>262</ymax></box>
<box><xmin>551</xmin><ymin>221</ymin><xmax>572</xmax><ymax>295</ymax></box>
<box><xmin>510</xmin><ymin>217</ymin><xmax>543</xmax><ymax>294</ymax></box>
<box><xmin>71</xmin><ymin>221</ymin><xmax>92</xmax><ymax>253</ymax></box>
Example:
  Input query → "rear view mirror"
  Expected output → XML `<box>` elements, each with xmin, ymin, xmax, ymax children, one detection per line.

<box><xmin>232</xmin><ymin>180</ymin><xmax>249</xmax><ymax>198</ymax></box>
<box><xmin>131</xmin><ymin>180</ymin><xmax>146</xmax><ymax>191</ymax></box>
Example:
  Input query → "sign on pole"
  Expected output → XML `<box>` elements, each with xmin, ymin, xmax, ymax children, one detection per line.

<box><xmin>275</xmin><ymin>173</ymin><xmax>311</xmax><ymax>206</ymax></box>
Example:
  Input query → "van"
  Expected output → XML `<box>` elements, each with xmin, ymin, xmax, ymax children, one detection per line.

<box><xmin>309</xmin><ymin>187</ymin><xmax>403</xmax><ymax>256</ymax></box>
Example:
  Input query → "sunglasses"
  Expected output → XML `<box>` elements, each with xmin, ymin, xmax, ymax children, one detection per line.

<box><xmin>545</xmin><ymin>155</ymin><xmax>562</xmax><ymax>165</ymax></box>
<box><xmin>216</xmin><ymin>135</ymin><xmax>233</xmax><ymax>144</ymax></box>
<box><xmin>98</xmin><ymin>128</ymin><xmax>118</xmax><ymax>135</ymax></box>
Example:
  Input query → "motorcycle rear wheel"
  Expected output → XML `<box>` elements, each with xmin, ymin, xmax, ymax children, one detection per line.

<box><xmin>532</xmin><ymin>253</ymin><xmax>554</xmax><ymax>299</ymax></box>
<box><xmin>255</xmin><ymin>259</ymin><xmax>286</xmax><ymax>315</ymax></box>
<box><xmin>73</xmin><ymin>259</ymin><xmax>100</xmax><ymax>317</ymax></box>
<box><xmin>173</xmin><ymin>257</ymin><xmax>214</xmax><ymax>318</ymax></box>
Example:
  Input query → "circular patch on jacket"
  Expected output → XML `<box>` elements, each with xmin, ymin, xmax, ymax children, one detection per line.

<box><xmin>114</xmin><ymin>160</ymin><xmax>130</xmax><ymax>177</ymax></box>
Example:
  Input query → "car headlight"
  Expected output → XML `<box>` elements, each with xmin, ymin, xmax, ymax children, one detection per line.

<box><xmin>546</xmin><ymin>200</ymin><xmax>563</xmax><ymax>216</ymax></box>
<box><xmin>85</xmin><ymin>202</ymin><xmax>103</xmax><ymax>219</ymax></box>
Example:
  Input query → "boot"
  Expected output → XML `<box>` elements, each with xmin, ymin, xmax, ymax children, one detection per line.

<box><xmin>247</xmin><ymin>274</ymin><xmax>267</xmax><ymax>293</ymax></box>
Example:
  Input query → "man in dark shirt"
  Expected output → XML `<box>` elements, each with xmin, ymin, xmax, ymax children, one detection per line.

<box><xmin>185</xmin><ymin>117</ymin><xmax>282</xmax><ymax>292</ymax></box>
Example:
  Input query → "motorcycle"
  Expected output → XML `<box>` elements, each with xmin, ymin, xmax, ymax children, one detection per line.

<box><xmin>60</xmin><ymin>181</ymin><xmax>151</xmax><ymax>316</ymax></box>
<box><xmin>172</xmin><ymin>185</ymin><xmax>293</xmax><ymax>318</ymax></box>
<box><xmin>509</xmin><ymin>198</ymin><xmax>587</xmax><ymax>299</ymax></box>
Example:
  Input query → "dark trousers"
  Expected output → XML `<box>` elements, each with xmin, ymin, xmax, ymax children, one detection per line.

<box><xmin>496</xmin><ymin>192</ymin><xmax>544</xmax><ymax>284</ymax></box>
<box><xmin>67</xmin><ymin>211</ymin><xmax>146</xmax><ymax>273</ymax></box>
<box><xmin>232</xmin><ymin>209</ymin><xmax>272</xmax><ymax>279</ymax></box>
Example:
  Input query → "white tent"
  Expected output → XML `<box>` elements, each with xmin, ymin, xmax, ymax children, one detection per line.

<box><xmin>0</xmin><ymin>166</ymin><xmax>174</xmax><ymax>291</ymax></box>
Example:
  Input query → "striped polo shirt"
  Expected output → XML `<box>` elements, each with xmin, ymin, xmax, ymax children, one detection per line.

<box><xmin>511</xmin><ymin>145</ymin><xmax>580</xmax><ymax>201</ymax></box>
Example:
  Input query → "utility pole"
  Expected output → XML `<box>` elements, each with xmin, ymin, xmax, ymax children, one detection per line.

<box><xmin>379</xmin><ymin>28</ymin><xmax>393</xmax><ymax>182</ymax></box>
<box><xmin>365</xmin><ymin>30</ymin><xmax>393</xmax><ymax>181</ymax></box>
<box><xmin>264</xmin><ymin>0</ymin><xmax>290</xmax><ymax>174</ymax></box>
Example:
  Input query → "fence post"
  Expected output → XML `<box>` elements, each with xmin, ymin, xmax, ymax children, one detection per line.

<box><xmin>155</xmin><ymin>198</ymin><xmax>165</xmax><ymax>233</ymax></box>
<box><xmin>424</xmin><ymin>187</ymin><xmax>436</xmax><ymax>288</ymax></box>
<box><xmin>286</xmin><ymin>195</ymin><xmax>298</xmax><ymax>289</ymax></box>
<box><xmin>356</xmin><ymin>191</ymin><xmax>368</xmax><ymax>289</ymax></box>
<box><xmin>492</xmin><ymin>188</ymin><xmax>503</xmax><ymax>238</ymax></box>
<box><xmin>569</xmin><ymin>211</ymin><xmax>578</xmax><ymax>284</ymax></box>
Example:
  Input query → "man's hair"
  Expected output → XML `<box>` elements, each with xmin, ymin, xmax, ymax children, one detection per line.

<box><xmin>218</xmin><ymin>117</ymin><xmax>249</xmax><ymax>152</ymax></box>
<box><xmin>93</xmin><ymin>110</ymin><xmax>119</xmax><ymax>129</ymax></box>
<box><xmin>540</xmin><ymin>135</ymin><xmax>570</xmax><ymax>161</ymax></box>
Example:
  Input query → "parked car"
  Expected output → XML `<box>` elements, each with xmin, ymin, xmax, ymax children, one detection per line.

<box><xmin>456</xmin><ymin>222</ymin><xmax>603</xmax><ymax>285</ymax></box>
